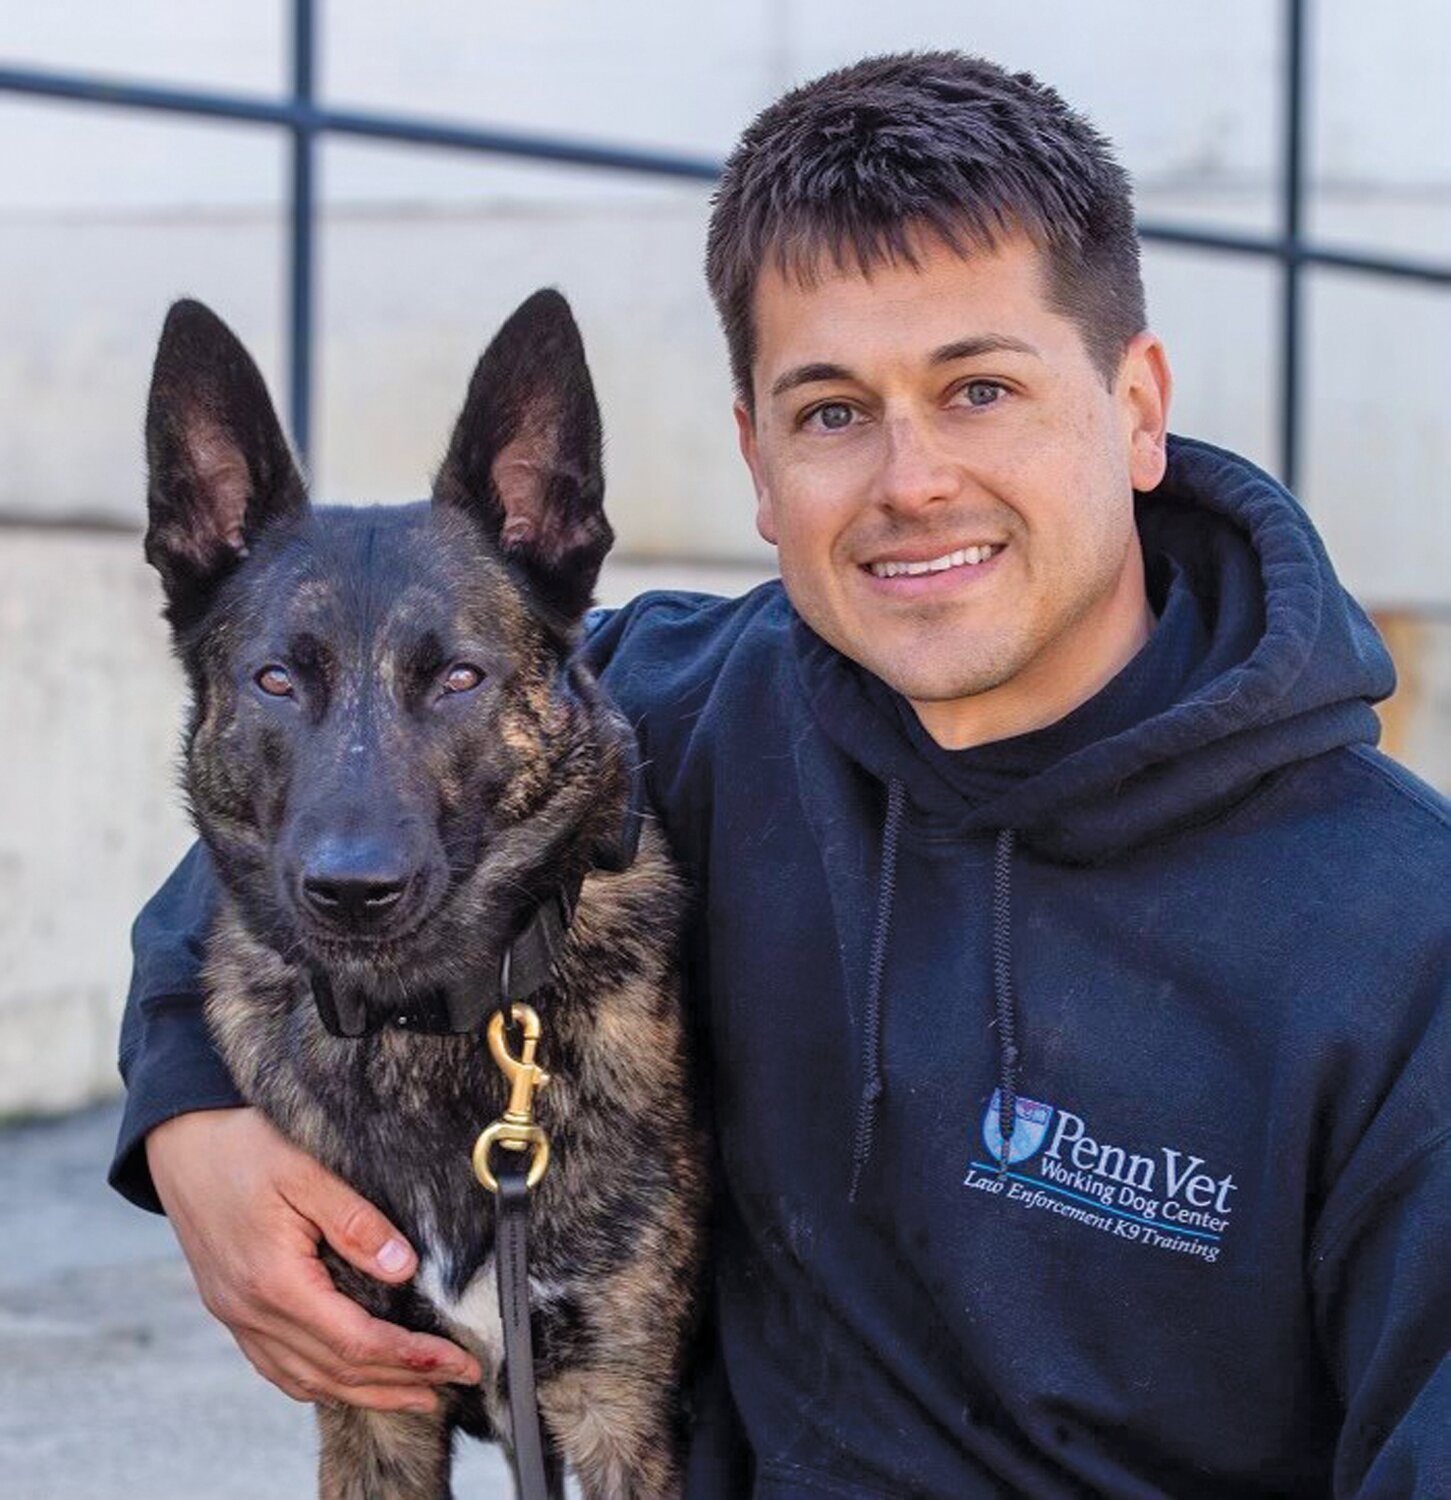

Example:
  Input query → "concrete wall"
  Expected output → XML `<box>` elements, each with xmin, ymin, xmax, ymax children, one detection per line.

<box><xmin>4</xmin><ymin>2</ymin><xmax>1450</xmax><ymax>584</ymax></box>
<box><xmin>2</xmin><ymin>1</ymin><xmax>1448</xmax><ymax>1112</ymax></box>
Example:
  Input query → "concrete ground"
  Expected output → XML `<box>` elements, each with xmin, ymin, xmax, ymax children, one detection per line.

<box><xmin>0</xmin><ymin>1102</ymin><xmax>514</xmax><ymax>1499</ymax></box>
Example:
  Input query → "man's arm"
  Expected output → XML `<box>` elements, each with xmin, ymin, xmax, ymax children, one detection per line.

<box><xmin>111</xmin><ymin>843</ymin><xmax>242</xmax><ymax>1209</ymax></box>
<box><xmin>113</xmin><ymin>845</ymin><xmax>481</xmax><ymax>1411</ymax></box>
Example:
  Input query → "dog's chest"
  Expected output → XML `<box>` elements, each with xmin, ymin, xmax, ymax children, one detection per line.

<box><xmin>416</xmin><ymin>1243</ymin><xmax>505</xmax><ymax>1374</ymax></box>
<box><xmin>414</xmin><ymin>1224</ymin><xmax>564</xmax><ymax>1380</ymax></box>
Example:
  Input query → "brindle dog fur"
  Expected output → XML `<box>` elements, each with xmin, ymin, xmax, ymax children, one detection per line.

<box><xmin>143</xmin><ymin>292</ymin><xmax>706</xmax><ymax>1499</ymax></box>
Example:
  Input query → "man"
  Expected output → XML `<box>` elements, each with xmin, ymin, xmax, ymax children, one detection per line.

<box><xmin>113</xmin><ymin>53</ymin><xmax>1449</xmax><ymax>1495</ymax></box>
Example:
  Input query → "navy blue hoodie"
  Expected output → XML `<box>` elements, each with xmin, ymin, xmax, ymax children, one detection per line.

<box><xmin>113</xmin><ymin>437</ymin><xmax>1450</xmax><ymax>1496</ymax></box>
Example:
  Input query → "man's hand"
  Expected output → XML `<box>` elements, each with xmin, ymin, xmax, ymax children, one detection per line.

<box><xmin>147</xmin><ymin>1107</ymin><xmax>483</xmax><ymax>1412</ymax></box>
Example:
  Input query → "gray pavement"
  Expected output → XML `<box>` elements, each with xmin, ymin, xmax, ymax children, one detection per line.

<box><xmin>1</xmin><ymin>1103</ymin><xmax>512</xmax><ymax>1499</ymax></box>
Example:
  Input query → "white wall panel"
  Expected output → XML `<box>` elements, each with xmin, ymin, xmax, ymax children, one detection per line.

<box><xmin>1306</xmin><ymin>274</ymin><xmax>1451</xmax><ymax>609</ymax></box>
<box><xmin>1</xmin><ymin>0</ymin><xmax>1448</xmax><ymax>1113</ymax></box>
<box><xmin>0</xmin><ymin>193</ymin><xmax>285</xmax><ymax>522</ymax></box>
<box><xmin>323</xmin><ymin>0</ymin><xmax>777</xmax><ymax>159</ymax></box>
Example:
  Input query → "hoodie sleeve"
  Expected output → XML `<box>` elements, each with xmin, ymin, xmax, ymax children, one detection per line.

<box><xmin>1311</xmin><ymin>993</ymin><xmax>1451</xmax><ymax>1498</ymax></box>
<box><xmin>109</xmin><ymin>842</ymin><xmax>244</xmax><ymax>1214</ymax></box>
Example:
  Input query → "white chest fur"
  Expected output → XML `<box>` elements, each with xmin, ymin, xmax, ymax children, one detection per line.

<box><xmin>416</xmin><ymin>1251</ymin><xmax>506</xmax><ymax>1376</ymax></box>
<box><xmin>415</xmin><ymin>1226</ymin><xmax>565</xmax><ymax>1384</ymax></box>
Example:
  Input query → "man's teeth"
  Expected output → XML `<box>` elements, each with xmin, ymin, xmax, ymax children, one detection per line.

<box><xmin>869</xmin><ymin>545</ymin><xmax>1001</xmax><ymax>579</ymax></box>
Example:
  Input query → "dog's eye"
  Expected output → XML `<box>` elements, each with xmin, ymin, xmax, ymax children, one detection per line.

<box><xmin>442</xmin><ymin>663</ymin><xmax>485</xmax><ymax>695</ymax></box>
<box><xmin>256</xmin><ymin>664</ymin><xmax>294</xmax><ymax>698</ymax></box>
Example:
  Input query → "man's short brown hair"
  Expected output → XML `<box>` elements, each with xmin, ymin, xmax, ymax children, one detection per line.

<box><xmin>705</xmin><ymin>51</ymin><xmax>1146</xmax><ymax>406</ymax></box>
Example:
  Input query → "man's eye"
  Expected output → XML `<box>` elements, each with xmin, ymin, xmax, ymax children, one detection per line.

<box><xmin>441</xmin><ymin>663</ymin><xmax>485</xmax><ymax>695</ymax></box>
<box><xmin>804</xmin><ymin>401</ymin><xmax>857</xmax><ymax>432</ymax></box>
<box><xmin>255</xmin><ymin>664</ymin><xmax>294</xmax><ymax>698</ymax></box>
<box><xmin>958</xmin><ymin>380</ymin><xmax>1006</xmax><ymax>409</ymax></box>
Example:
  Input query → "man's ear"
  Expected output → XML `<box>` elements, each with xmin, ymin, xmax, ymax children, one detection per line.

<box><xmin>1118</xmin><ymin>331</ymin><xmax>1173</xmax><ymax>492</ymax></box>
<box><xmin>433</xmin><ymin>289</ymin><xmax>610</xmax><ymax>622</ymax></box>
<box><xmin>734</xmin><ymin>400</ymin><xmax>778</xmax><ymax>546</ymax></box>
<box><xmin>144</xmin><ymin>299</ymin><xmax>306</xmax><ymax>628</ymax></box>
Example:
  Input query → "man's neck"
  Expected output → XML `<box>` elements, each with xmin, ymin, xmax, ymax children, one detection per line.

<box><xmin>910</xmin><ymin>552</ymin><xmax>1156</xmax><ymax>751</ymax></box>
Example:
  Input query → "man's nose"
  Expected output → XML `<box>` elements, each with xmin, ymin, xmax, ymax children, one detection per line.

<box><xmin>873</xmin><ymin>413</ymin><xmax>959</xmax><ymax>515</ymax></box>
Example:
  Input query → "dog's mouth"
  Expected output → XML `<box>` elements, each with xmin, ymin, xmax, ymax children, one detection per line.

<box><xmin>287</xmin><ymin>867</ymin><xmax>516</xmax><ymax>987</ymax></box>
<box><xmin>303</xmin><ymin>925</ymin><xmax>424</xmax><ymax>961</ymax></box>
<box><xmin>292</xmin><ymin>891</ymin><xmax>519</xmax><ymax>1038</ymax></box>
<box><xmin>297</xmin><ymin>904</ymin><xmax>425</xmax><ymax>949</ymax></box>
<box><xmin>282</xmin><ymin>863</ymin><xmax>451</xmax><ymax>961</ymax></box>
<box><xmin>295</xmin><ymin>897</ymin><xmax>449</xmax><ymax>961</ymax></box>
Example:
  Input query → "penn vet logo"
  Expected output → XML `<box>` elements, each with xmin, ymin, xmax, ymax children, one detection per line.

<box><xmin>965</xmin><ymin>1090</ymin><xmax>1237</xmax><ymax>1266</ymax></box>
<box><xmin>981</xmin><ymin>1090</ymin><xmax>1054</xmax><ymax>1165</ymax></box>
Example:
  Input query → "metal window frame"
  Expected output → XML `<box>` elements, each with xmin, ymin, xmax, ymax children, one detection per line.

<box><xmin>2</xmin><ymin>0</ymin><xmax>1448</xmax><ymax>501</ymax></box>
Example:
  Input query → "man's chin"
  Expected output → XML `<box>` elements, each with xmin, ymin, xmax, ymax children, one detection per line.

<box><xmin>856</xmin><ymin>647</ymin><xmax>1020</xmax><ymax>707</ymax></box>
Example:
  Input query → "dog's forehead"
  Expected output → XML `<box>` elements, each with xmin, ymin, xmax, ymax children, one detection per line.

<box><xmin>242</xmin><ymin>503</ymin><xmax>527</xmax><ymax>644</ymax></box>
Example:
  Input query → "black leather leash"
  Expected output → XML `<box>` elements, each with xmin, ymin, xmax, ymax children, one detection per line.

<box><xmin>495</xmin><ymin>1166</ymin><xmax>556</xmax><ymax>1500</ymax></box>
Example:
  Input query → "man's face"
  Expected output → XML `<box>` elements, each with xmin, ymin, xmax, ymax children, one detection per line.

<box><xmin>737</xmin><ymin>230</ymin><xmax>1171</xmax><ymax>746</ymax></box>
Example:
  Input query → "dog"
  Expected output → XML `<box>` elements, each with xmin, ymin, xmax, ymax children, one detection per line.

<box><xmin>142</xmin><ymin>290</ymin><xmax>706</xmax><ymax>1499</ymax></box>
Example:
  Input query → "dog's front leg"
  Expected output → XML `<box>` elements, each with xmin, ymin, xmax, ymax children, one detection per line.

<box><xmin>539</xmin><ymin>1369</ymin><xmax>682</xmax><ymax>1500</ymax></box>
<box><xmin>317</xmin><ymin>1402</ymin><xmax>453</xmax><ymax>1500</ymax></box>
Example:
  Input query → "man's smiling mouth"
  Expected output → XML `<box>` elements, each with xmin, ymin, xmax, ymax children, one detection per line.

<box><xmin>866</xmin><ymin>543</ymin><xmax>1006</xmax><ymax>579</ymax></box>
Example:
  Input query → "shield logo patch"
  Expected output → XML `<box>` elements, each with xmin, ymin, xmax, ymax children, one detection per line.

<box><xmin>981</xmin><ymin>1090</ymin><xmax>1054</xmax><ymax>1166</ymax></box>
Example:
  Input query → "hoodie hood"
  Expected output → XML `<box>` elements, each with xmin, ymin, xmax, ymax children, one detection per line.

<box><xmin>795</xmin><ymin>434</ymin><xmax>1396</xmax><ymax>863</ymax></box>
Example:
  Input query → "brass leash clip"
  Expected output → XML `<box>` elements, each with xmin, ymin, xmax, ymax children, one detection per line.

<box><xmin>473</xmin><ymin>1002</ymin><xmax>551</xmax><ymax>1193</ymax></box>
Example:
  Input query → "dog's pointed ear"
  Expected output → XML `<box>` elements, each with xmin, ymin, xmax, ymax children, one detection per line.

<box><xmin>432</xmin><ymin>289</ymin><xmax>611</xmax><ymax>622</ymax></box>
<box><xmin>144</xmin><ymin>299</ymin><xmax>306</xmax><ymax>626</ymax></box>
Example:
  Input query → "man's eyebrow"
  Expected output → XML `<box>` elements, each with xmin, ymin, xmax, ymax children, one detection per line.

<box><xmin>769</xmin><ymin>362</ymin><xmax>855</xmax><ymax>399</ymax></box>
<box><xmin>768</xmin><ymin>337</ymin><xmax>1042</xmax><ymax>399</ymax></box>
<box><xmin>931</xmin><ymin>335</ymin><xmax>1041</xmax><ymax>364</ymax></box>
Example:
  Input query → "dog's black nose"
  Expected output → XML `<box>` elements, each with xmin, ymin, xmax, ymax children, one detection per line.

<box><xmin>300</xmin><ymin>841</ymin><xmax>412</xmax><ymax>929</ymax></box>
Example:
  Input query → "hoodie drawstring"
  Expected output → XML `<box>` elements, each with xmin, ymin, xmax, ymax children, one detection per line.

<box><xmin>993</xmin><ymin>828</ymin><xmax>1021</xmax><ymax>1173</ymax></box>
<box><xmin>848</xmin><ymin>777</ymin><xmax>905</xmax><ymax>1203</ymax></box>
<box><xmin>847</xmin><ymin>790</ymin><xmax>1023</xmax><ymax>1197</ymax></box>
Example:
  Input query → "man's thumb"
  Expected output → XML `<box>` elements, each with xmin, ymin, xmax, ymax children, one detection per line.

<box><xmin>300</xmin><ymin>1162</ymin><xmax>418</xmax><ymax>1283</ymax></box>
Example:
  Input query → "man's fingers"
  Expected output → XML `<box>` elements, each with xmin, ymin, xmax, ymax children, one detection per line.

<box><xmin>243</xmin><ymin>1341</ymin><xmax>445</xmax><ymax>1414</ymax></box>
<box><xmin>282</xmin><ymin>1160</ymin><xmax>417</xmax><ymax>1283</ymax></box>
<box><xmin>145</xmin><ymin>1107</ymin><xmax>482</xmax><ymax>1413</ymax></box>
<box><xmin>260</xmin><ymin>1315</ymin><xmax>479</xmax><ymax>1393</ymax></box>
<box><xmin>258</xmin><ymin>1328</ymin><xmax>466</xmax><ymax>1393</ymax></box>
<box><xmin>275</xmin><ymin>1254</ymin><xmax>482</xmax><ymax>1387</ymax></box>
